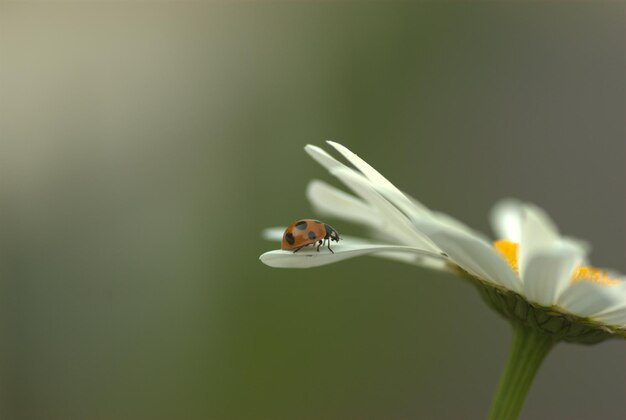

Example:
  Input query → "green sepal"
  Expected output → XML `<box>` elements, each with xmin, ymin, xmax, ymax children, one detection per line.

<box><xmin>466</xmin><ymin>275</ymin><xmax>625</xmax><ymax>344</ymax></box>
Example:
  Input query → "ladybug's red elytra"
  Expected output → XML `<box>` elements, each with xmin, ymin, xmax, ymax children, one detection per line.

<box><xmin>281</xmin><ymin>219</ymin><xmax>340</xmax><ymax>253</ymax></box>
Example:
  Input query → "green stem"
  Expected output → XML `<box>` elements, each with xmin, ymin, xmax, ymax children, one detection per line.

<box><xmin>488</xmin><ymin>324</ymin><xmax>555</xmax><ymax>420</ymax></box>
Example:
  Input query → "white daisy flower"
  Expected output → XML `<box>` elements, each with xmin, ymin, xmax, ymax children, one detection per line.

<box><xmin>259</xmin><ymin>141</ymin><xmax>626</xmax><ymax>340</ymax></box>
<box><xmin>260</xmin><ymin>141</ymin><xmax>625</xmax><ymax>419</ymax></box>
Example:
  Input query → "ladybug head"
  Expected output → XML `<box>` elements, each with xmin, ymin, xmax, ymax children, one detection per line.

<box><xmin>330</xmin><ymin>231</ymin><xmax>340</xmax><ymax>242</ymax></box>
<box><xmin>324</xmin><ymin>224</ymin><xmax>340</xmax><ymax>242</ymax></box>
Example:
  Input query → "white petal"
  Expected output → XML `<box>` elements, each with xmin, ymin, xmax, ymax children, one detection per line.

<box><xmin>371</xmin><ymin>251</ymin><xmax>453</xmax><ymax>272</ymax></box>
<box><xmin>325</xmin><ymin>141</ymin><xmax>397</xmax><ymax>191</ymax></box>
<box><xmin>306</xmin><ymin>180</ymin><xmax>378</xmax><ymax>227</ymax></box>
<box><xmin>519</xmin><ymin>204</ymin><xmax>560</xmax><ymax>279</ymax></box>
<box><xmin>262</xmin><ymin>228</ymin><xmax>451</xmax><ymax>271</ymax></box>
<box><xmin>425</xmin><ymin>227</ymin><xmax>521</xmax><ymax>292</ymax></box>
<box><xmin>410</xmin><ymin>193</ymin><xmax>490</xmax><ymax>241</ymax></box>
<box><xmin>595</xmin><ymin>311</ymin><xmax>626</xmax><ymax>328</ymax></box>
<box><xmin>563</xmin><ymin>236</ymin><xmax>592</xmax><ymax>255</ymax></box>
<box><xmin>490</xmin><ymin>199</ymin><xmax>523</xmax><ymax>242</ymax></box>
<box><xmin>558</xmin><ymin>280</ymin><xmax>626</xmax><ymax>320</ymax></box>
<box><xmin>259</xmin><ymin>243</ymin><xmax>446</xmax><ymax>269</ymax></box>
<box><xmin>593</xmin><ymin>285</ymin><xmax>626</xmax><ymax>327</ymax></box>
<box><xmin>304</xmin><ymin>144</ymin><xmax>346</xmax><ymax>173</ymax></box>
<box><xmin>432</xmin><ymin>211</ymin><xmax>491</xmax><ymax>242</ymax></box>
<box><xmin>263</xmin><ymin>227</ymin><xmax>286</xmax><ymax>241</ymax></box>
<box><xmin>307</xmin><ymin>143</ymin><xmax>450</xmax><ymax>245</ymax></box>
<box><xmin>521</xmin><ymin>240</ymin><xmax>585</xmax><ymax>306</ymax></box>
<box><xmin>326</xmin><ymin>141</ymin><xmax>433</xmax><ymax>222</ymax></box>
<box><xmin>329</xmin><ymin>167</ymin><xmax>439</xmax><ymax>251</ymax></box>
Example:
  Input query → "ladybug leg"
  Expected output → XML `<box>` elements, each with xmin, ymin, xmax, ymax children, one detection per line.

<box><xmin>327</xmin><ymin>240</ymin><xmax>334</xmax><ymax>254</ymax></box>
<box><xmin>317</xmin><ymin>240</ymin><xmax>323</xmax><ymax>252</ymax></box>
<box><xmin>292</xmin><ymin>245</ymin><xmax>305</xmax><ymax>253</ymax></box>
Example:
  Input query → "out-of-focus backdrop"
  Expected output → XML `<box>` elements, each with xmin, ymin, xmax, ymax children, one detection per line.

<box><xmin>1</xmin><ymin>3</ymin><xmax>624</xmax><ymax>419</ymax></box>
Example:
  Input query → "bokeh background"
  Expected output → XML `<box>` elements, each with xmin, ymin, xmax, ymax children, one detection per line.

<box><xmin>1</xmin><ymin>2</ymin><xmax>624</xmax><ymax>419</ymax></box>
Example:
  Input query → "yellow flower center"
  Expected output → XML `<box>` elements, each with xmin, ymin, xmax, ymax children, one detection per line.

<box><xmin>571</xmin><ymin>266</ymin><xmax>620</xmax><ymax>285</ymax></box>
<box><xmin>493</xmin><ymin>240</ymin><xmax>519</xmax><ymax>273</ymax></box>
<box><xmin>493</xmin><ymin>240</ymin><xmax>620</xmax><ymax>286</ymax></box>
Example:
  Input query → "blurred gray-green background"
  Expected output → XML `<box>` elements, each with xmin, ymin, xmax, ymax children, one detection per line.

<box><xmin>1</xmin><ymin>2</ymin><xmax>624</xmax><ymax>419</ymax></box>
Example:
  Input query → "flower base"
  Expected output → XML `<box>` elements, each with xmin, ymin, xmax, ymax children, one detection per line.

<box><xmin>470</xmin><ymin>276</ymin><xmax>624</xmax><ymax>344</ymax></box>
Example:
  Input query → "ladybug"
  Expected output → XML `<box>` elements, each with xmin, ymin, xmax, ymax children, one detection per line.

<box><xmin>282</xmin><ymin>219</ymin><xmax>340</xmax><ymax>253</ymax></box>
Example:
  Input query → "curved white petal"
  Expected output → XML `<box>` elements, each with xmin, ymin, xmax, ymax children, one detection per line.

<box><xmin>519</xmin><ymin>204</ymin><xmax>560</xmax><ymax>279</ymax></box>
<box><xmin>306</xmin><ymin>180</ymin><xmax>378</xmax><ymax>227</ymax></box>
<box><xmin>326</xmin><ymin>141</ymin><xmax>432</xmax><ymax>221</ymax></box>
<box><xmin>263</xmin><ymin>227</ymin><xmax>287</xmax><ymax>241</ymax></box>
<box><xmin>563</xmin><ymin>236</ymin><xmax>592</xmax><ymax>255</ymax></box>
<box><xmin>329</xmin><ymin>167</ymin><xmax>440</xmax><ymax>251</ymax></box>
<box><xmin>410</xmin><ymin>194</ymin><xmax>489</xmax><ymax>241</ymax></box>
<box><xmin>522</xmin><ymin>240</ymin><xmax>585</xmax><ymax>306</ymax></box>
<box><xmin>593</xmin><ymin>287</ymin><xmax>626</xmax><ymax>327</ymax></box>
<box><xmin>307</xmin><ymin>142</ymin><xmax>467</xmax><ymax>243</ymax></box>
<box><xmin>595</xmin><ymin>311</ymin><xmax>626</xmax><ymax>328</ymax></box>
<box><xmin>372</xmin><ymin>251</ymin><xmax>452</xmax><ymax>271</ymax></box>
<box><xmin>432</xmin><ymin>211</ymin><xmax>491</xmax><ymax>242</ymax></box>
<box><xmin>557</xmin><ymin>280</ymin><xmax>626</xmax><ymax>320</ymax></box>
<box><xmin>304</xmin><ymin>144</ymin><xmax>346</xmax><ymax>173</ymax></box>
<box><xmin>587</xmin><ymin>278</ymin><xmax>626</xmax><ymax>327</ymax></box>
<box><xmin>259</xmin><ymin>243</ymin><xmax>447</xmax><ymax>269</ymax></box>
<box><xmin>262</xmin><ymin>228</ymin><xmax>451</xmax><ymax>271</ymax></box>
<box><xmin>425</xmin><ymin>228</ymin><xmax>521</xmax><ymax>292</ymax></box>
<box><xmin>490</xmin><ymin>199</ymin><xmax>523</xmax><ymax>242</ymax></box>
<box><xmin>325</xmin><ymin>141</ymin><xmax>394</xmax><ymax>189</ymax></box>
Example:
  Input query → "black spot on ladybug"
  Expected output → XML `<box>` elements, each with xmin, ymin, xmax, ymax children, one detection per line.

<box><xmin>295</xmin><ymin>221</ymin><xmax>308</xmax><ymax>230</ymax></box>
<box><xmin>285</xmin><ymin>232</ymin><xmax>295</xmax><ymax>245</ymax></box>
<box><xmin>308</xmin><ymin>231</ymin><xmax>317</xmax><ymax>240</ymax></box>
